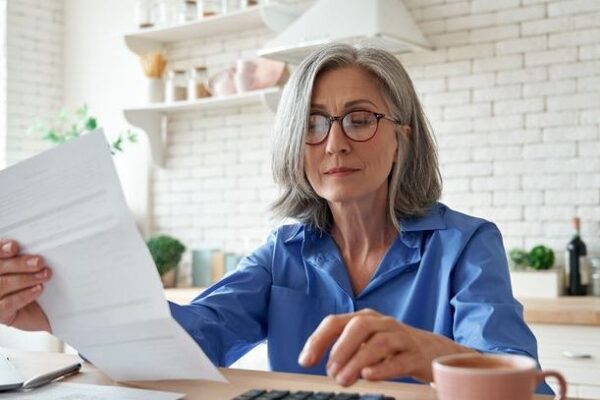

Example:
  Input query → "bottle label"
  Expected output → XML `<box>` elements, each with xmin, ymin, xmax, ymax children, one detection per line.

<box><xmin>581</xmin><ymin>256</ymin><xmax>590</xmax><ymax>285</ymax></box>
<box><xmin>564</xmin><ymin>252</ymin><xmax>590</xmax><ymax>289</ymax></box>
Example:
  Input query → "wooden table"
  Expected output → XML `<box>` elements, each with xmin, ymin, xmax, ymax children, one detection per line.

<box><xmin>4</xmin><ymin>348</ymin><xmax>568</xmax><ymax>400</ymax></box>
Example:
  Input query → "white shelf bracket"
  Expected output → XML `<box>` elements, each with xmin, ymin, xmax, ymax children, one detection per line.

<box><xmin>124</xmin><ymin>36</ymin><xmax>163</xmax><ymax>55</ymax></box>
<box><xmin>261</xmin><ymin>89</ymin><xmax>282</xmax><ymax>112</ymax></box>
<box><xmin>124</xmin><ymin>110</ymin><xmax>167</xmax><ymax>167</ymax></box>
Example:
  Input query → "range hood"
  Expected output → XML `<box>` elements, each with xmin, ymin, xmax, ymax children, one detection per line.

<box><xmin>257</xmin><ymin>0</ymin><xmax>432</xmax><ymax>64</ymax></box>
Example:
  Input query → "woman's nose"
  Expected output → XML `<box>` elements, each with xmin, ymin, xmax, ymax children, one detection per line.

<box><xmin>325</xmin><ymin>120</ymin><xmax>351</xmax><ymax>155</ymax></box>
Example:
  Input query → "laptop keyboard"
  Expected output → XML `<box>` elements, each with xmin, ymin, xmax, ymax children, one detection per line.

<box><xmin>232</xmin><ymin>389</ymin><xmax>395</xmax><ymax>399</ymax></box>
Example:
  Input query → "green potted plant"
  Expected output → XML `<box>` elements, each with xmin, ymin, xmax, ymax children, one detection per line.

<box><xmin>146</xmin><ymin>235</ymin><xmax>186</xmax><ymax>288</ymax></box>
<box><xmin>527</xmin><ymin>245</ymin><xmax>555</xmax><ymax>270</ymax></box>
<box><xmin>28</xmin><ymin>104</ymin><xmax>137</xmax><ymax>154</ymax></box>
<box><xmin>508</xmin><ymin>245</ymin><xmax>563</xmax><ymax>298</ymax></box>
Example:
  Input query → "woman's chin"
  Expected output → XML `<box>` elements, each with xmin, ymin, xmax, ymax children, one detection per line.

<box><xmin>320</xmin><ymin>189</ymin><xmax>370</xmax><ymax>204</ymax></box>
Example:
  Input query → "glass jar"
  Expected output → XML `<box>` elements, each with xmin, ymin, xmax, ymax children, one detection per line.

<box><xmin>165</xmin><ymin>69</ymin><xmax>188</xmax><ymax>102</ymax></box>
<box><xmin>200</xmin><ymin>0</ymin><xmax>222</xmax><ymax>17</ymax></box>
<box><xmin>171</xmin><ymin>0</ymin><xmax>196</xmax><ymax>24</ymax></box>
<box><xmin>223</xmin><ymin>0</ymin><xmax>243</xmax><ymax>14</ymax></box>
<box><xmin>134</xmin><ymin>0</ymin><xmax>154</xmax><ymax>28</ymax></box>
<box><xmin>174</xmin><ymin>0</ymin><xmax>186</xmax><ymax>24</ymax></box>
<box><xmin>184</xmin><ymin>0</ymin><xmax>197</xmax><ymax>22</ymax></box>
<box><xmin>152</xmin><ymin>0</ymin><xmax>174</xmax><ymax>27</ymax></box>
<box><xmin>187</xmin><ymin>66</ymin><xmax>209</xmax><ymax>100</ymax></box>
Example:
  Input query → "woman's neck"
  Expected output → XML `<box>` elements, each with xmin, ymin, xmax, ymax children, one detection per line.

<box><xmin>328</xmin><ymin>187</ymin><xmax>398</xmax><ymax>295</ymax></box>
<box><xmin>328</xmin><ymin>189</ymin><xmax>397</xmax><ymax>258</ymax></box>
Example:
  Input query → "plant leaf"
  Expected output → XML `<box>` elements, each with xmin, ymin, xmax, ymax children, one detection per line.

<box><xmin>86</xmin><ymin>117</ymin><xmax>97</xmax><ymax>130</ymax></box>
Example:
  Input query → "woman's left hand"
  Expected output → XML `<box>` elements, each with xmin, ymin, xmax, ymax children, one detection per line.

<box><xmin>298</xmin><ymin>309</ymin><xmax>475</xmax><ymax>386</ymax></box>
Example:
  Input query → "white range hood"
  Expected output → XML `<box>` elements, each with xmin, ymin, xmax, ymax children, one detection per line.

<box><xmin>258</xmin><ymin>0</ymin><xmax>432</xmax><ymax>64</ymax></box>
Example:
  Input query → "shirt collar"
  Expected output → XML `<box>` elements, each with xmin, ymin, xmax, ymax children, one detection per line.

<box><xmin>296</xmin><ymin>203</ymin><xmax>447</xmax><ymax>299</ymax></box>
<box><xmin>283</xmin><ymin>202</ymin><xmax>447</xmax><ymax>244</ymax></box>
<box><xmin>282</xmin><ymin>224</ymin><xmax>305</xmax><ymax>244</ymax></box>
<box><xmin>399</xmin><ymin>202</ymin><xmax>447</xmax><ymax>233</ymax></box>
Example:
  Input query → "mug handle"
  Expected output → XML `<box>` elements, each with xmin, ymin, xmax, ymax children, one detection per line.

<box><xmin>537</xmin><ymin>370</ymin><xmax>567</xmax><ymax>400</ymax></box>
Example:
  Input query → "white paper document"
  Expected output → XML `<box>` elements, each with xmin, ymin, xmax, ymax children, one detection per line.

<box><xmin>0</xmin><ymin>130</ymin><xmax>225</xmax><ymax>382</ymax></box>
<box><xmin>3</xmin><ymin>382</ymin><xmax>184</xmax><ymax>400</ymax></box>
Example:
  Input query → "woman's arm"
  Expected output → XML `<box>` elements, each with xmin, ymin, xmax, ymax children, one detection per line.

<box><xmin>450</xmin><ymin>223</ymin><xmax>554</xmax><ymax>395</ymax></box>
<box><xmin>169</xmin><ymin>234</ymin><xmax>275</xmax><ymax>367</ymax></box>
<box><xmin>451</xmin><ymin>223</ymin><xmax>537</xmax><ymax>358</ymax></box>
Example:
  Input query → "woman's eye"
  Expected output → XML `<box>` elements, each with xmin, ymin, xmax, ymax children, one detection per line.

<box><xmin>348</xmin><ymin>118</ymin><xmax>370</xmax><ymax>128</ymax></box>
<box><xmin>350</xmin><ymin>118</ymin><xmax>369</xmax><ymax>125</ymax></box>
<box><xmin>308</xmin><ymin>117</ymin><xmax>326</xmax><ymax>132</ymax></box>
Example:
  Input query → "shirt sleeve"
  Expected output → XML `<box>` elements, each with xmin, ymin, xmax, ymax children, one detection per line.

<box><xmin>169</xmin><ymin>232</ymin><xmax>275</xmax><ymax>367</ymax></box>
<box><xmin>450</xmin><ymin>222</ymin><xmax>554</xmax><ymax>395</ymax></box>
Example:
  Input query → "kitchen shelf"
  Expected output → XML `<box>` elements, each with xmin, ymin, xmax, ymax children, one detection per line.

<box><xmin>123</xmin><ymin>87</ymin><xmax>281</xmax><ymax>167</ymax></box>
<box><xmin>124</xmin><ymin>3</ymin><xmax>306</xmax><ymax>55</ymax></box>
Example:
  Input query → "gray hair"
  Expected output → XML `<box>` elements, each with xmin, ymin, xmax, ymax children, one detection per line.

<box><xmin>271</xmin><ymin>43</ymin><xmax>442</xmax><ymax>232</ymax></box>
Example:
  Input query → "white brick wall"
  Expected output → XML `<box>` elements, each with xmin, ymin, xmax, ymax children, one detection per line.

<box><xmin>4</xmin><ymin>0</ymin><xmax>588</xmax><ymax>267</ymax></box>
<box><xmin>403</xmin><ymin>0</ymin><xmax>600</xmax><ymax>256</ymax></box>
<box><xmin>4</xmin><ymin>0</ymin><xmax>62</xmax><ymax>166</ymax></box>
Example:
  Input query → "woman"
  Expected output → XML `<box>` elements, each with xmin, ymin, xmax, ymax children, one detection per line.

<box><xmin>0</xmin><ymin>44</ymin><xmax>552</xmax><ymax>393</ymax></box>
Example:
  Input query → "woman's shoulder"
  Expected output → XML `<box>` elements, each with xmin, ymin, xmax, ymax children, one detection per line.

<box><xmin>412</xmin><ymin>204</ymin><xmax>504</xmax><ymax>259</ymax></box>
<box><xmin>409</xmin><ymin>203</ymin><xmax>500</xmax><ymax>237</ymax></box>
<box><xmin>440</xmin><ymin>203</ymin><xmax>497</xmax><ymax>231</ymax></box>
<box><xmin>240</xmin><ymin>223</ymin><xmax>308</xmax><ymax>268</ymax></box>
<box><xmin>263</xmin><ymin>222</ymin><xmax>311</xmax><ymax>246</ymax></box>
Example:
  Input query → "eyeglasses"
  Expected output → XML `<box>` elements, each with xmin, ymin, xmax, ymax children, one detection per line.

<box><xmin>305</xmin><ymin>110</ymin><xmax>402</xmax><ymax>145</ymax></box>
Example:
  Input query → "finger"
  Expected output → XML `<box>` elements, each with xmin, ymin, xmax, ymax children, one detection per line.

<box><xmin>299</xmin><ymin>313</ymin><xmax>355</xmax><ymax>367</ymax></box>
<box><xmin>0</xmin><ymin>268</ymin><xmax>52</xmax><ymax>298</ymax></box>
<box><xmin>335</xmin><ymin>331</ymin><xmax>406</xmax><ymax>386</ymax></box>
<box><xmin>328</xmin><ymin>315</ymin><xmax>397</xmax><ymax>374</ymax></box>
<box><xmin>0</xmin><ymin>240</ymin><xmax>19</xmax><ymax>258</ymax></box>
<box><xmin>0</xmin><ymin>284</ymin><xmax>44</xmax><ymax>326</ymax></box>
<box><xmin>361</xmin><ymin>351</ymin><xmax>416</xmax><ymax>382</ymax></box>
<box><xmin>300</xmin><ymin>309</ymin><xmax>382</xmax><ymax>367</ymax></box>
<box><xmin>0</xmin><ymin>255</ymin><xmax>46</xmax><ymax>274</ymax></box>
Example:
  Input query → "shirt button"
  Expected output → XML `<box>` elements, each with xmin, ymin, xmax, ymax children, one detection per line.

<box><xmin>316</xmin><ymin>255</ymin><xmax>324</xmax><ymax>263</ymax></box>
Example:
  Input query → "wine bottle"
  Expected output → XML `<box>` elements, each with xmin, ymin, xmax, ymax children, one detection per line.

<box><xmin>565</xmin><ymin>217</ymin><xmax>588</xmax><ymax>296</ymax></box>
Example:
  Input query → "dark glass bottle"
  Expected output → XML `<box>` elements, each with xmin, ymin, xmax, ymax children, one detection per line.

<box><xmin>566</xmin><ymin>217</ymin><xmax>587</xmax><ymax>296</ymax></box>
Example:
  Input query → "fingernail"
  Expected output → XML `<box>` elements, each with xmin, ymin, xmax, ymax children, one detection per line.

<box><xmin>336</xmin><ymin>372</ymin><xmax>350</xmax><ymax>386</ymax></box>
<box><xmin>31</xmin><ymin>284</ymin><xmax>42</xmax><ymax>292</ymax></box>
<box><xmin>35</xmin><ymin>269</ymin><xmax>47</xmax><ymax>279</ymax></box>
<box><xmin>298</xmin><ymin>350</ymin><xmax>313</xmax><ymax>366</ymax></box>
<box><xmin>328</xmin><ymin>362</ymin><xmax>340</xmax><ymax>378</ymax></box>
<box><xmin>1</xmin><ymin>242</ymin><xmax>13</xmax><ymax>253</ymax></box>
<box><xmin>26</xmin><ymin>257</ymin><xmax>39</xmax><ymax>267</ymax></box>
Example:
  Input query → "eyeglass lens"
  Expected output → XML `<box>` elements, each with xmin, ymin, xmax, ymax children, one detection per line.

<box><xmin>307</xmin><ymin>111</ymin><xmax>379</xmax><ymax>144</ymax></box>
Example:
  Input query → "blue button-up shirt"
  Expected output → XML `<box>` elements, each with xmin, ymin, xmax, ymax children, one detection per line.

<box><xmin>169</xmin><ymin>203</ymin><xmax>552</xmax><ymax>394</ymax></box>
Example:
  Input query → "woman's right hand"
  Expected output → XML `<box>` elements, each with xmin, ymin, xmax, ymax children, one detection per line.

<box><xmin>0</xmin><ymin>239</ymin><xmax>52</xmax><ymax>332</ymax></box>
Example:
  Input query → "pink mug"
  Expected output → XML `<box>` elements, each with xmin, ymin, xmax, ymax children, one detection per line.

<box><xmin>432</xmin><ymin>353</ymin><xmax>567</xmax><ymax>400</ymax></box>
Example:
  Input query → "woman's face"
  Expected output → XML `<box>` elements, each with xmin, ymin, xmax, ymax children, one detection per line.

<box><xmin>304</xmin><ymin>66</ymin><xmax>402</xmax><ymax>205</ymax></box>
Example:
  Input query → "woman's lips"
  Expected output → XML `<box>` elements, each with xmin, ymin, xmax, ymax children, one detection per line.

<box><xmin>324</xmin><ymin>167</ymin><xmax>359</xmax><ymax>176</ymax></box>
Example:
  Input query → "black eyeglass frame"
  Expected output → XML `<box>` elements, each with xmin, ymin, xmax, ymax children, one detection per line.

<box><xmin>305</xmin><ymin>110</ymin><xmax>403</xmax><ymax>145</ymax></box>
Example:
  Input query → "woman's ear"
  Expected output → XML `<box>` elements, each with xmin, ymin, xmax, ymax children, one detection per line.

<box><xmin>401</xmin><ymin>124</ymin><xmax>411</xmax><ymax>140</ymax></box>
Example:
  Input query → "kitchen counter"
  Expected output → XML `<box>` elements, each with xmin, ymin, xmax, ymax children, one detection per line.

<box><xmin>519</xmin><ymin>296</ymin><xmax>600</xmax><ymax>326</ymax></box>
<box><xmin>165</xmin><ymin>288</ymin><xmax>600</xmax><ymax>326</ymax></box>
